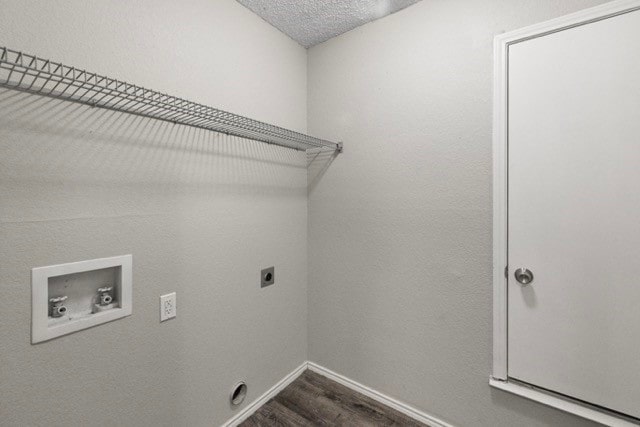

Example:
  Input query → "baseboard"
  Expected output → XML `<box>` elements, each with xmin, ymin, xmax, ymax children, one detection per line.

<box><xmin>221</xmin><ymin>361</ymin><xmax>308</xmax><ymax>427</ymax></box>
<box><xmin>221</xmin><ymin>360</ymin><xmax>453</xmax><ymax>427</ymax></box>
<box><xmin>307</xmin><ymin>361</ymin><xmax>454</xmax><ymax>427</ymax></box>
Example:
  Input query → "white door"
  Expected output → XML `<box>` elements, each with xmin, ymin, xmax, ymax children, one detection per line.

<box><xmin>508</xmin><ymin>8</ymin><xmax>640</xmax><ymax>419</ymax></box>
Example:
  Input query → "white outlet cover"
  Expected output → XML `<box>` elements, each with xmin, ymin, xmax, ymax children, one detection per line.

<box><xmin>160</xmin><ymin>292</ymin><xmax>176</xmax><ymax>322</ymax></box>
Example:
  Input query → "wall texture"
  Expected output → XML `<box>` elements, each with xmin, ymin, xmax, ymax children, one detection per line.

<box><xmin>0</xmin><ymin>1</ymin><xmax>308</xmax><ymax>426</ymax></box>
<box><xmin>307</xmin><ymin>1</ymin><xmax>608</xmax><ymax>426</ymax></box>
<box><xmin>1</xmin><ymin>1</ymin><xmax>622</xmax><ymax>426</ymax></box>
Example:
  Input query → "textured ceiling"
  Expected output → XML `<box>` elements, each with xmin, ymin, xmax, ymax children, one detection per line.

<box><xmin>236</xmin><ymin>0</ymin><xmax>421</xmax><ymax>48</ymax></box>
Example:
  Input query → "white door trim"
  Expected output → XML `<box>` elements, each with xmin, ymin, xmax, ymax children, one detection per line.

<box><xmin>492</xmin><ymin>0</ymin><xmax>640</xmax><ymax>424</ymax></box>
<box><xmin>489</xmin><ymin>379</ymin><xmax>639</xmax><ymax>427</ymax></box>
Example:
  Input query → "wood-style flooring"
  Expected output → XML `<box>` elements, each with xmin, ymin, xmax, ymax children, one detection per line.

<box><xmin>239</xmin><ymin>370</ymin><xmax>428</xmax><ymax>426</ymax></box>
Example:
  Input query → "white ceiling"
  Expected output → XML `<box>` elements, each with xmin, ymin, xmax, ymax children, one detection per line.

<box><xmin>236</xmin><ymin>0</ymin><xmax>421</xmax><ymax>48</ymax></box>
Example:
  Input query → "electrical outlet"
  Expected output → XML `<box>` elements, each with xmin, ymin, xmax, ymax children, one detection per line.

<box><xmin>160</xmin><ymin>292</ymin><xmax>176</xmax><ymax>322</ymax></box>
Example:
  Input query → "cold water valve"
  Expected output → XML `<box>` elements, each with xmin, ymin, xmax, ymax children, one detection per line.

<box><xmin>97</xmin><ymin>286</ymin><xmax>113</xmax><ymax>306</ymax></box>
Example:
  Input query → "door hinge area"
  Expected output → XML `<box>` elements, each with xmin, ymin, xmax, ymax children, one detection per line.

<box><xmin>504</xmin><ymin>265</ymin><xmax>508</xmax><ymax>279</ymax></box>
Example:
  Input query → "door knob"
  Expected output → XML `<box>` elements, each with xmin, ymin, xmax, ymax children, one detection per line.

<box><xmin>514</xmin><ymin>268</ymin><xmax>534</xmax><ymax>285</ymax></box>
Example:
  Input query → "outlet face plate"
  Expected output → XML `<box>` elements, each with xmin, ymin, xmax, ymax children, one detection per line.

<box><xmin>160</xmin><ymin>292</ymin><xmax>176</xmax><ymax>321</ymax></box>
<box><xmin>261</xmin><ymin>266</ymin><xmax>275</xmax><ymax>288</ymax></box>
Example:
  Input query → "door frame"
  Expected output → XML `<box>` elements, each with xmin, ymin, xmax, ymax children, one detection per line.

<box><xmin>491</xmin><ymin>0</ymin><xmax>640</xmax><ymax>424</ymax></box>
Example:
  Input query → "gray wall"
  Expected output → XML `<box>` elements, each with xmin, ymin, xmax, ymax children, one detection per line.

<box><xmin>0</xmin><ymin>1</ymin><xmax>308</xmax><ymax>426</ymax></box>
<box><xmin>0</xmin><ymin>0</ymin><xmax>621</xmax><ymax>426</ymax></box>
<box><xmin>307</xmin><ymin>1</ymin><xmax>608</xmax><ymax>426</ymax></box>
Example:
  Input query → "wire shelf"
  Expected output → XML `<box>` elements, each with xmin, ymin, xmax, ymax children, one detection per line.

<box><xmin>0</xmin><ymin>46</ymin><xmax>342</xmax><ymax>153</ymax></box>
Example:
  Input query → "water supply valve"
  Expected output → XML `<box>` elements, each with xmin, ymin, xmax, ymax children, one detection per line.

<box><xmin>97</xmin><ymin>286</ymin><xmax>114</xmax><ymax>306</ymax></box>
<box><xmin>49</xmin><ymin>296</ymin><xmax>68</xmax><ymax>318</ymax></box>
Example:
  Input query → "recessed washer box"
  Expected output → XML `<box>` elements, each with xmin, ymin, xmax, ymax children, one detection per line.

<box><xmin>31</xmin><ymin>255</ymin><xmax>132</xmax><ymax>343</ymax></box>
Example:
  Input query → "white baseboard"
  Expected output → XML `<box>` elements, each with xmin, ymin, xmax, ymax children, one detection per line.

<box><xmin>221</xmin><ymin>361</ymin><xmax>453</xmax><ymax>427</ymax></box>
<box><xmin>307</xmin><ymin>361</ymin><xmax>454</xmax><ymax>427</ymax></box>
<box><xmin>221</xmin><ymin>361</ymin><xmax>308</xmax><ymax>427</ymax></box>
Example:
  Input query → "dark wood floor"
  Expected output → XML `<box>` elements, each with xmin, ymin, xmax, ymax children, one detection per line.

<box><xmin>239</xmin><ymin>370</ymin><xmax>428</xmax><ymax>426</ymax></box>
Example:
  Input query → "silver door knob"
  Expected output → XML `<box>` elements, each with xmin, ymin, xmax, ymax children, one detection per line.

<box><xmin>514</xmin><ymin>268</ymin><xmax>534</xmax><ymax>285</ymax></box>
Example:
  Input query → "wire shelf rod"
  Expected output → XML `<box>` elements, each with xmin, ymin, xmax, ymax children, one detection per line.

<box><xmin>0</xmin><ymin>46</ymin><xmax>342</xmax><ymax>153</ymax></box>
